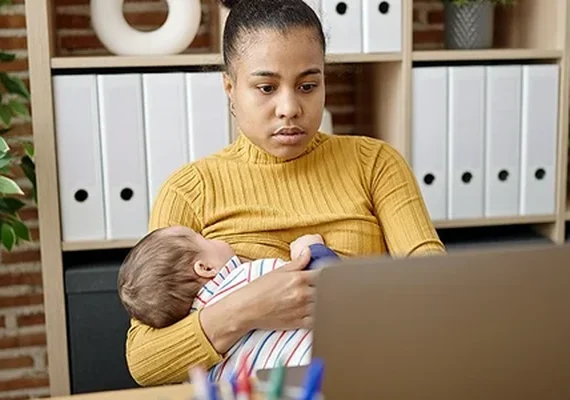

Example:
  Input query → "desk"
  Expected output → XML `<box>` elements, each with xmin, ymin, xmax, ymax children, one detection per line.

<box><xmin>49</xmin><ymin>383</ymin><xmax>267</xmax><ymax>399</ymax></box>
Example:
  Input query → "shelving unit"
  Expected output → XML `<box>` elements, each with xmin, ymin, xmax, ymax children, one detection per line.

<box><xmin>23</xmin><ymin>0</ymin><xmax>570</xmax><ymax>396</ymax></box>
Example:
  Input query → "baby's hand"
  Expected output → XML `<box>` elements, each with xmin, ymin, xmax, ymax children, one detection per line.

<box><xmin>290</xmin><ymin>234</ymin><xmax>324</xmax><ymax>259</ymax></box>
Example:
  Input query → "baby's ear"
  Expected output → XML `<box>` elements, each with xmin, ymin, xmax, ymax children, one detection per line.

<box><xmin>193</xmin><ymin>261</ymin><xmax>218</xmax><ymax>279</ymax></box>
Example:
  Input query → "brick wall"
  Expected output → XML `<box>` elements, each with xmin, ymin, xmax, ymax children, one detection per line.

<box><xmin>0</xmin><ymin>0</ymin><xmax>443</xmax><ymax>398</ymax></box>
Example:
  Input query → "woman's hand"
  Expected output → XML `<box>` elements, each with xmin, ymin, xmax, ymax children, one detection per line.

<box><xmin>199</xmin><ymin>249</ymin><xmax>318</xmax><ymax>354</ymax></box>
<box><xmin>246</xmin><ymin>248</ymin><xmax>318</xmax><ymax>331</ymax></box>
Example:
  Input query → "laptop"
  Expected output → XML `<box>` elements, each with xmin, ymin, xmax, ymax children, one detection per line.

<box><xmin>257</xmin><ymin>242</ymin><xmax>570</xmax><ymax>399</ymax></box>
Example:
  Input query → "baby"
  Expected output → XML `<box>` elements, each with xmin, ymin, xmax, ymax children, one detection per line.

<box><xmin>117</xmin><ymin>225</ymin><xmax>339</xmax><ymax>380</ymax></box>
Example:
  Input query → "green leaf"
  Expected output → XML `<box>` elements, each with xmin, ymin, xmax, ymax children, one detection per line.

<box><xmin>0</xmin><ymin>175</ymin><xmax>24</xmax><ymax>195</ymax></box>
<box><xmin>0</xmin><ymin>136</ymin><xmax>9</xmax><ymax>155</ymax></box>
<box><xmin>0</xmin><ymin>52</ymin><xmax>15</xmax><ymax>62</ymax></box>
<box><xmin>22</xmin><ymin>142</ymin><xmax>34</xmax><ymax>159</ymax></box>
<box><xmin>0</xmin><ymin>156</ymin><xmax>12</xmax><ymax>170</ymax></box>
<box><xmin>11</xmin><ymin>219</ymin><xmax>29</xmax><ymax>241</ymax></box>
<box><xmin>0</xmin><ymin>197</ymin><xmax>25</xmax><ymax>213</ymax></box>
<box><xmin>8</xmin><ymin>100</ymin><xmax>28</xmax><ymax>117</ymax></box>
<box><xmin>1</xmin><ymin>223</ymin><xmax>16</xmax><ymax>251</ymax></box>
<box><xmin>0</xmin><ymin>0</ymin><xmax>13</xmax><ymax>6</ymax></box>
<box><xmin>0</xmin><ymin>73</ymin><xmax>30</xmax><ymax>100</ymax></box>
<box><xmin>0</xmin><ymin>104</ymin><xmax>12</xmax><ymax>127</ymax></box>
<box><xmin>21</xmin><ymin>155</ymin><xmax>36</xmax><ymax>202</ymax></box>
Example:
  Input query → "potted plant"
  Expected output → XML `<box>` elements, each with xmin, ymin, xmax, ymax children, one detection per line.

<box><xmin>0</xmin><ymin>0</ymin><xmax>37</xmax><ymax>251</ymax></box>
<box><xmin>442</xmin><ymin>0</ymin><xmax>516</xmax><ymax>50</ymax></box>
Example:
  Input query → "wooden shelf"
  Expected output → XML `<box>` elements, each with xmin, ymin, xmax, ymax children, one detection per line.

<box><xmin>62</xmin><ymin>239</ymin><xmax>138</xmax><ymax>252</ymax></box>
<box><xmin>412</xmin><ymin>49</ymin><xmax>563</xmax><ymax>62</ymax></box>
<box><xmin>325</xmin><ymin>52</ymin><xmax>401</xmax><ymax>63</ymax></box>
<box><xmin>51</xmin><ymin>53</ymin><xmax>224</xmax><ymax>70</ymax></box>
<box><xmin>434</xmin><ymin>215</ymin><xmax>556</xmax><ymax>229</ymax></box>
<box><xmin>50</xmin><ymin>52</ymin><xmax>402</xmax><ymax>71</ymax></box>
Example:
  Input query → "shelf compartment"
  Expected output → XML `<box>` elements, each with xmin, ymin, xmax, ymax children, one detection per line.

<box><xmin>412</xmin><ymin>49</ymin><xmax>563</xmax><ymax>62</ymax></box>
<box><xmin>62</xmin><ymin>239</ymin><xmax>138</xmax><ymax>252</ymax></box>
<box><xmin>433</xmin><ymin>215</ymin><xmax>556</xmax><ymax>229</ymax></box>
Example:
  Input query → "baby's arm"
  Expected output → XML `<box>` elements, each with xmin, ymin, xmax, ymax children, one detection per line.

<box><xmin>290</xmin><ymin>234</ymin><xmax>324</xmax><ymax>259</ymax></box>
<box><xmin>290</xmin><ymin>234</ymin><xmax>340</xmax><ymax>270</ymax></box>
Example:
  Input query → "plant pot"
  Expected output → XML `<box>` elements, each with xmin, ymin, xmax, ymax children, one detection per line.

<box><xmin>444</xmin><ymin>0</ymin><xmax>495</xmax><ymax>49</ymax></box>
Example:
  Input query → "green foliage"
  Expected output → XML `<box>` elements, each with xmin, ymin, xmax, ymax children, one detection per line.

<box><xmin>0</xmin><ymin>0</ymin><xmax>37</xmax><ymax>252</ymax></box>
<box><xmin>442</xmin><ymin>0</ymin><xmax>516</xmax><ymax>5</ymax></box>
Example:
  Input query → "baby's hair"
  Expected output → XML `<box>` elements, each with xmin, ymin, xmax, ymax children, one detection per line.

<box><xmin>219</xmin><ymin>0</ymin><xmax>326</xmax><ymax>74</ymax></box>
<box><xmin>117</xmin><ymin>227</ymin><xmax>203</xmax><ymax>328</ymax></box>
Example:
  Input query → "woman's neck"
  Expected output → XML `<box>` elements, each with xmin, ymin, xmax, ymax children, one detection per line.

<box><xmin>227</xmin><ymin>131</ymin><xmax>328</xmax><ymax>164</ymax></box>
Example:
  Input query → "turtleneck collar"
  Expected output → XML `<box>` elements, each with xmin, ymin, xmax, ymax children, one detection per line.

<box><xmin>227</xmin><ymin>130</ymin><xmax>329</xmax><ymax>164</ymax></box>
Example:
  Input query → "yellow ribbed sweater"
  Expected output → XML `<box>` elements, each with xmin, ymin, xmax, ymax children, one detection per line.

<box><xmin>126</xmin><ymin>132</ymin><xmax>445</xmax><ymax>385</ymax></box>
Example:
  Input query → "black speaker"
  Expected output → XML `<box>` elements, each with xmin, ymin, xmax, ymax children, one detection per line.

<box><xmin>64</xmin><ymin>254</ymin><xmax>139</xmax><ymax>394</ymax></box>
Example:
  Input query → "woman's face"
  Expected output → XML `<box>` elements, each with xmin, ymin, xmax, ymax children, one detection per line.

<box><xmin>224</xmin><ymin>27</ymin><xmax>326</xmax><ymax>160</ymax></box>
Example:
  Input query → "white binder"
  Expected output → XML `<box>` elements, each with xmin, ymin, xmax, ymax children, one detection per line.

<box><xmin>520</xmin><ymin>64</ymin><xmax>559</xmax><ymax>216</ymax></box>
<box><xmin>322</xmin><ymin>0</ymin><xmax>362</xmax><ymax>54</ymax></box>
<box><xmin>411</xmin><ymin>66</ymin><xmax>448</xmax><ymax>221</ymax></box>
<box><xmin>97</xmin><ymin>73</ymin><xmax>149</xmax><ymax>240</ymax></box>
<box><xmin>362</xmin><ymin>0</ymin><xmax>402</xmax><ymax>53</ymax></box>
<box><xmin>142</xmin><ymin>72</ymin><xmax>189</xmax><ymax>210</ymax></box>
<box><xmin>186</xmin><ymin>72</ymin><xmax>230</xmax><ymax>161</ymax></box>
<box><xmin>484</xmin><ymin>65</ymin><xmax>522</xmax><ymax>217</ymax></box>
<box><xmin>448</xmin><ymin>66</ymin><xmax>485</xmax><ymax>219</ymax></box>
<box><xmin>53</xmin><ymin>74</ymin><xmax>106</xmax><ymax>241</ymax></box>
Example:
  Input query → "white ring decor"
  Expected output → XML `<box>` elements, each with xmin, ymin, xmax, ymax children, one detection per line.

<box><xmin>90</xmin><ymin>0</ymin><xmax>202</xmax><ymax>56</ymax></box>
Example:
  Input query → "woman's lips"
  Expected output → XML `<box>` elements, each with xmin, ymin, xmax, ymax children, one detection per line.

<box><xmin>272</xmin><ymin>126</ymin><xmax>307</xmax><ymax>145</ymax></box>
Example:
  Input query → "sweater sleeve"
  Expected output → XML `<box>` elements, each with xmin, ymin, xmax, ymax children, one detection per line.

<box><xmin>365</xmin><ymin>141</ymin><xmax>446</xmax><ymax>258</ymax></box>
<box><xmin>125</xmin><ymin>168</ymin><xmax>223</xmax><ymax>386</ymax></box>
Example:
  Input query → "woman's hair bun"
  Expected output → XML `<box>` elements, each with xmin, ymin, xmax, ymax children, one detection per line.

<box><xmin>219</xmin><ymin>0</ymin><xmax>240</xmax><ymax>9</ymax></box>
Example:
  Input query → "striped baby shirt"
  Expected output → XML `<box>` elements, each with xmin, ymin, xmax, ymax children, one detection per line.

<box><xmin>190</xmin><ymin>255</ymin><xmax>313</xmax><ymax>382</ymax></box>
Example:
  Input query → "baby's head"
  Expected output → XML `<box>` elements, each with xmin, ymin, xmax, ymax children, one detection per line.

<box><xmin>117</xmin><ymin>225</ymin><xmax>235</xmax><ymax>328</ymax></box>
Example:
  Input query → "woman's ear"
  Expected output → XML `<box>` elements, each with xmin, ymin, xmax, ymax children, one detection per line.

<box><xmin>223</xmin><ymin>71</ymin><xmax>234</xmax><ymax>100</ymax></box>
<box><xmin>193</xmin><ymin>260</ymin><xmax>218</xmax><ymax>279</ymax></box>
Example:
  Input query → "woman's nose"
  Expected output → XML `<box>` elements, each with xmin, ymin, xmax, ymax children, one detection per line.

<box><xmin>275</xmin><ymin>91</ymin><xmax>301</xmax><ymax>119</ymax></box>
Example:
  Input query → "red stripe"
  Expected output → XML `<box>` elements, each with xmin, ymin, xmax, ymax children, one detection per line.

<box><xmin>195</xmin><ymin>294</ymin><xmax>207</xmax><ymax>305</ymax></box>
<box><xmin>272</xmin><ymin>258</ymin><xmax>278</xmax><ymax>270</ymax></box>
<box><xmin>285</xmin><ymin>330</ymin><xmax>311</xmax><ymax>365</ymax></box>
<box><xmin>262</xmin><ymin>331</ymin><xmax>287</xmax><ymax>369</ymax></box>
<box><xmin>208</xmin><ymin>278</ymin><xmax>247</xmax><ymax>304</ymax></box>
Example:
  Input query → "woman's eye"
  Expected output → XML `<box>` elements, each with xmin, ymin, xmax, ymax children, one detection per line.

<box><xmin>299</xmin><ymin>83</ymin><xmax>317</xmax><ymax>93</ymax></box>
<box><xmin>258</xmin><ymin>85</ymin><xmax>275</xmax><ymax>94</ymax></box>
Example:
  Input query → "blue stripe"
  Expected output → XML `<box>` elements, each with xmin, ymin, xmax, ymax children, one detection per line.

<box><xmin>248</xmin><ymin>331</ymin><xmax>275</xmax><ymax>373</ymax></box>
<box><xmin>260</xmin><ymin>259</ymin><xmax>266</xmax><ymax>277</ymax></box>
<box><xmin>298</xmin><ymin>341</ymin><xmax>312</xmax><ymax>364</ymax></box>
<box><xmin>218</xmin><ymin>269</ymin><xmax>244</xmax><ymax>291</ymax></box>
<box><xmin>274</xmin><ymin>330</ymin><xmax>299</xmax><ymax>363</ymax></box>
<box><xmin>209</xmin><ymin>330</ymin><xmax>255</xmax><ymax>381</ymax></box>
<box><xmin>201</xmin><ymin>285</ymin><xmax>214</xmax><ymax>295</ymax></box>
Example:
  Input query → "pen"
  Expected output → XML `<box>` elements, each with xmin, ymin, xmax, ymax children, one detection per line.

<box><xmin>298</xmin><ymin>358</ymin><xmax>325</xmax><ymax>400</ymax></box>
<box><xmin>206</xmin><ymin>376</ymin><xmax>219</xmax><ymax>400</ymax></box>
<box><xmin>267</xmin><ymin>359</ymin><xmax>286</xmax><ymax>400</ymax></box>
<box><xmin>189</xmin><ymin>366</ymin><xmax>209</xmax><ymax>400</ymax></box>
<box><xmin>235</xmin><ymin>362</ymin><xmax>252</xmax><ymax>400</ymax></box>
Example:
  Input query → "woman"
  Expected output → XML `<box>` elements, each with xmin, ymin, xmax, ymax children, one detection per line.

<box><xmin>126</xmin><ymin>0</ymin><xmax>445</xmax><ymax>385</ymax></box>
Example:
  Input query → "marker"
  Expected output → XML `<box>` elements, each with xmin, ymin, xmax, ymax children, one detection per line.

<box><xmin>267</xmin><ymin>359</ymin><xmax>286</xmax><ymax>400</ymax></box>
<box><xmin>189</xmin><ymin>366</ymin><xmax>209</xmax><ymax>400</ymax></box>
<box><xmin>298</xmin><ymin>358</ymin><xmax>325</xmax><ymax>400</ymax></box>
<box><xmin>235</xmin><ymin>363</ymin><xmax>252</xmax><ymax>400</ymax></box>
<box><xmin>206</xmin><ymin>376</ymin><xmax>219</xmax><ymax>400</ymax></box>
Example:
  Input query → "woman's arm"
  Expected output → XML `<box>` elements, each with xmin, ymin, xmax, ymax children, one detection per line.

<box><xmin>126</xmin><ymin>170</ymin><xmax>317</xmax><ymax>385</ymax></box>
<box><xmin>368</xmin><ymin>142</ymin><xmax>446</xmax><ymax>258</ymax></box>
<box><xmin>126</xmin><ymin>249</ymin><xmax>316</xmax><ymax>385</ymax></box>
